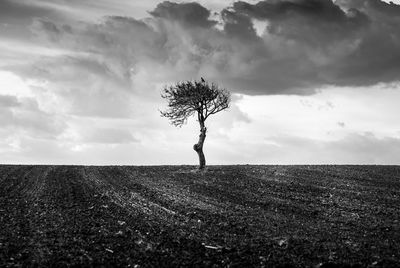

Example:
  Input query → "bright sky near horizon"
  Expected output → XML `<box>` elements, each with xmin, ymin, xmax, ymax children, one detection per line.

<box><xmin>1</xmin><ymin>0</ymin><xmax>400</xmax><ymax>165</ymax></box>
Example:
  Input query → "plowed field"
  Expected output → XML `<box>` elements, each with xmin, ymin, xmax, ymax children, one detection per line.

<box><xmin>0</xmin><ymin>165</ymin><xmax>399</xmax><ymax>267</ymax></box>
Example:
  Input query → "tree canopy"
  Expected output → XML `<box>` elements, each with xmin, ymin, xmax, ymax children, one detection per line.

<box><xmin>160</xmin><ymin>79</ymin><xmax>230</xmax><ymax>127</ymax></box>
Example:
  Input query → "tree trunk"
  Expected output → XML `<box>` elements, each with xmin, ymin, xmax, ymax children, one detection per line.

<box><xmin>193</xmin><ymin>123</ymin><xmax>207</xmax><ymax>170</ymax></box>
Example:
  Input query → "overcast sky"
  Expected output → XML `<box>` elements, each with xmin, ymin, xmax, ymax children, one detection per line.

<box><xmin>1</xmin><ymin>0</ymin><xmax>400</xmax><ymax>165</ymax></box>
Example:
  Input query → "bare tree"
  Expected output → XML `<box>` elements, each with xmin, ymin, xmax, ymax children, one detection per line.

<box><xmin>160</xmin><ymin>78</ymin><xmax>231</xmax><ymax>169</ymax></box>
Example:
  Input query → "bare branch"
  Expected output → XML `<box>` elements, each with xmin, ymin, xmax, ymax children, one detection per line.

<box><xmin>160</xmin><ymin>79</ymin><xmax>231</xmax><ymax>127</ymax></box>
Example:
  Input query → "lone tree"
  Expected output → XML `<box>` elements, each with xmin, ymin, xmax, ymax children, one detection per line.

<box><xmin>160</xmin><ymin>78</ymin><xmax>230</xmax><ymax>169</ymax></box>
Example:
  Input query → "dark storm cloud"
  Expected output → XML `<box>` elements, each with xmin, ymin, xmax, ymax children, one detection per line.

<box><xmin>6</xmin><ymin>0</ymin><xmax>400</xmax><ymax>96</ymax></box>
<box><xmin>146</xmin><ymin>0</ymin><xmax>400</xmax><ymax>93</ymax></box>
<box><xmin>330</xmin><ymin>0</ymin><xmax>400</xmax><ymax>86</ymax></box>
<box><xmin>228</xmin><ymin>0</ymin><xmax>369</xmax><ymax>45</ymax></box>
<box><xmin>149</xmin><ymin>1</ymin><xmax>217</xmax><ymax>28</ymax></box>
<box><xmin>222</xmin><ymin>0</ymin><xmax>400</xmax><ymax>91</ymax></box>
<box><xmin>337</xmin><ymin>0</ymin><xmax>400</xmax><ymax>16</ymax></box>
<box><xmin>221</xmin><ymin>8</ymin><xmax>259</xmax><ymax>41</ymax></box>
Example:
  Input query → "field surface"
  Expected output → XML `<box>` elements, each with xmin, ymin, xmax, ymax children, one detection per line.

<box><xmin>0</xmin><ymin>165</ymin><xmax>399</xmax><ymax>267</ymax></box>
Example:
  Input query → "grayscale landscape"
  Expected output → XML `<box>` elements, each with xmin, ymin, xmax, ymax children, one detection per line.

<box><xmin>1</xmin><ymin>0</ymin><xmax>400</xmax><ymax>267</ymax></box>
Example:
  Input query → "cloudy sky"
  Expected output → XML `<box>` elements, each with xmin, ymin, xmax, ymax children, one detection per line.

<box><xmin>1</xmin><ymin>0</ymin><xmax>400</xmax><ymax>165</ymax></box>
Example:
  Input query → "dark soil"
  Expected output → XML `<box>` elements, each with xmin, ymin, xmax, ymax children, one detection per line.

<box><xmin>0</xmin><ymin>165</ymin><xmax>399</xmax><ymax>267</ymax></box>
